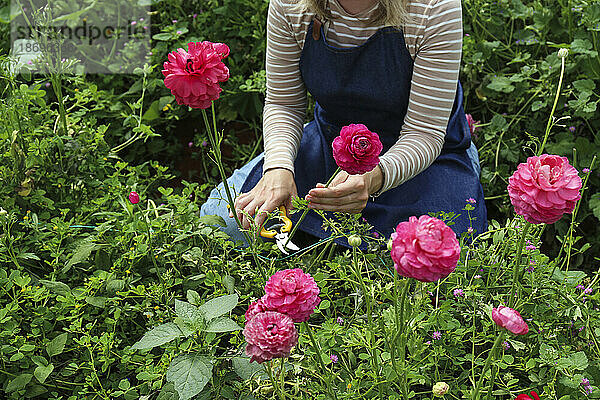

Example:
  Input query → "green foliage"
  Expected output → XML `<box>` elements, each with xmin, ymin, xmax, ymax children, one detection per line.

<box><xmin>0</xmin><ymin>0</ymin><xmax>598</xmax><ymax>399</ymax></box>
<box><xmin>462</xmin><ymin>0</ymin><xmax>600</xmax><ymax>268</ymax></box>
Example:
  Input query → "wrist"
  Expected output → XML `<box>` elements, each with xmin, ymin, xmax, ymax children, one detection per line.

<box><xmin>367</xmin><ymin>165</ymin><xmax>384</xmax><ymax>196</ymax></box>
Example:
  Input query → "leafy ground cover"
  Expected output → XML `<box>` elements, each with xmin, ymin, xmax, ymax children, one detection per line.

<box><xmin>0</xmin><ymin>0</ymin><xmax>599</xmax><ymax>399</ymax></box>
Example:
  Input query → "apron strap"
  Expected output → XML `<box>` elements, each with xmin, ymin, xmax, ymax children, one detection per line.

<box><xmin>312</xmin><ymin>17</ymin><xmax>322</xmax><ymax>41</ymax></box>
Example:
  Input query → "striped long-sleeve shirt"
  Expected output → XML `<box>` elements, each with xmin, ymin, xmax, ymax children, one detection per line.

<box><xmin>263</xmin><ymin>0</ymin><xmax>463</xmax><ymax>193</ymax></box>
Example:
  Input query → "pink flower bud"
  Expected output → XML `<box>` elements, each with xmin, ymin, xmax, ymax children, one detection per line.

<box><xmin>491</xmin><ymin>305</ymin><xmax>529</xmax><ymax>335</ymax></box>
<box><xmin>128</xmin><ymin>191</ymin><xmax>140</xmax><ymax>204</ymax></box>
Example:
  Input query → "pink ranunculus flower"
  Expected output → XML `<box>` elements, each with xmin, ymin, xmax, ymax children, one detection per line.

<box><xmin>332</xmin><ymin>123</ymin><xmax>383</xmax><ymax>175</ymax></box>
<box><xmin>263</xmin><ymin>268</ymin><xmax>320</xmax><ymax>323</ymax></box>
<box><xmin>128</xmin><ymin>191</ymin><xmax>140</xmax><ymax>204</ymax></box>
<box><xmin>465</xmin><ymin>114</ymin><xmax>480</xmax><ymax>135</ymax></box>
<box><xmin>244</xmin><ymin>311</ymin><xmax>298</xmax><ymax>364</ymax></box>
<box><xmin>390</xmin><ymin>215</ymin><xmax>460</xmax><ymax>282</ymax></box>
<box><xmin>245</xmin><ymin>297</ymin><xmax>267</xmax><ymax>322</ymax></box>
<box><xmin>162</xmin><ymin>41</ymin><xmax>230</xmax><ymax>109</ymax></box>
<box><xmin>507</xmin><ymin>154</ymin><xmax>582</xmax><ymax>224</ymax></box>
<box><xmin>491</xmin><ymin>305</ymin><xmax>529</xmax><ymax>335</ymax></box>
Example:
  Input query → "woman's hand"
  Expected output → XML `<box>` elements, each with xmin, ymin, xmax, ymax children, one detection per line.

<box><xmin>305</xmin><ymin>166</ymin><xmax>383</xmax><ymax>213</ymax></box>
<box><xmin>231</xmin><ymin>168</ymin><xmax>297</xmax><ymax>231</ymax></box>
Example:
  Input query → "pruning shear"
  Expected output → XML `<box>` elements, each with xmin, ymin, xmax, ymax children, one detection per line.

<box><xmin>259</xmin><ymin>206</ymin><xmax>300</xmax><ymax>255</ymax></box>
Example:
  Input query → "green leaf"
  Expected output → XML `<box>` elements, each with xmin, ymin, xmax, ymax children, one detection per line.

<box><xmin>106</xmin><ymin>279</ymin><xmax>125</xmax><ymax>293</ymax></box>
<box><xmin>186</xmin><ymin>290</ymin><xmax>202</xmax><ymax>306</ymax></box>
<box><xmin>204</xmin><ymin>317</ymin><xmax>242</xmax><ymax>333</ymax></box>
<box><xmin>175</xmin><ymin>300</ymin><xmax>204</xmax><ymax>325</ymax></box>
<box><xmin>166</xmin><ymin>354</ymin><xmax>213</xmax><ymax>400</ymax></box>
<box><xmin>487</xmin><ymin>76</ymin><xmax>515</xmax><ymax>93</ymax></box>
<box><xmin>589</xmin><ymin>193</ymin><xmax>600</xmax><ymax>221</ymax></box>
<box><xmin>62</xmin><ymin>241</ymin><xmax>97</xmax><ymax>273</ymax></box>
<box><xmin>34</xmin><ymin>364</ymin><xmax>54</xmax><ymax>384</ymax></box>
<box><xmin>557</xmin><ymin>351</ymin><xmax>588</xmax><ymax>371</ymax></box>
<box><xmin>157</xmin><ymin>383</ymin><xmax>179</xmax><ymax>400</ymax></box>
<box><xmin>232</xmin><ymin>356</ymin><xmax>265</xmax><ymax>380</ymax></box>
<box><xmin>131</xmin><ymin>323</ymin><xmax>183</xmax><ymax>350</ymax></box>
<box><xmin>6</xmin><ymin>373</ymin><xmax>32</xmax><ymax>392</ymax></box>
<box><xmin>199</xmin><ymin>214</ymin><xmax>227</xmax><ymax>227</ymax></box>
<box><xmin>223</xmin><ymin>275</ymin><xmax>236</xmax><ymax>294</ymax></box>
<box><xmin>85</xmin><ymin>296</ymin><xmax>106</xmax><ymax>308</ymax></box>
<box><xmin>39</xmin><ymin>280</ymin><xmax>71</xmax><ymax>296</ymax></box>
<box><xmin>573</xmin><ymin>79</ymin><xmax>596</xmax><ymax>94</ymax></box>
<box><xmin>46</xmin><ymin>333</ymin><xmax>68</xmax><ymax>358</ymax></box>
<box><xmin>531</xmin><ymin>100</ymin><xmax>546</xmax><ymax>112</ymax></box>
<box><xmin>198</xmin><ymin>294</ymin><xmax>238</xmax><ymax>321</ymax></box>
<box><xmin>551</xmin><ymin>269</ymin><xmax>586</xmax><ymax>286</ymax></box>
<box><xmin>152</xmin><ymin>32</ymin><xmax>173</xmax><ymax>41</ymax></box>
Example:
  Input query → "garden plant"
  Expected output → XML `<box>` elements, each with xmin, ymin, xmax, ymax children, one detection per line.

<box><xmin>0</xmin><ymin>0</ymin><xmax>599</xmax><ymax>399</ymax></box>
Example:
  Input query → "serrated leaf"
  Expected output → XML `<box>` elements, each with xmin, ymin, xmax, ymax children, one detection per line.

<box><xmin>205</xmin><ymin>317</ymin><xmax>242</xmax><ymax>333</ymax></box>
<box><xmin>166</xmin><ymin>354</ymin><xmax>213</xmax><ymax>400</ymax></box>
<box><xmin>34</xmin><ymin>364</ymin><xmax>54</xmax><ymax>383</ymax></box>
<box><xmin>46</xmin><ymin>333</ymin><xmax>68</xmax><ymax>358</ymax></box>
<box><xmin>132</xmin><ymin>323</ymin><xmax>183</xmax><ymax>350</ymax></box>
<box><xmin>39</xmin><ymin>280</ymin><xmax>71</xmax><ymax>296</ymax></box>
<box><xmin>573</xmin><ymin>79</ymin><xmax>596</xmax><ymax>93</ymax></box>
<box><xmin>198</xmin><ymin>294</ymin><xmax>238</xmax><ymax>321</ymax></box>
<box><xmin>232</xmin><ymin>356</ymin><xmax>265</xmax><ymax>380</ymax></box>
<box><xmin>199</xmin><ymin>215</ymin><xmax>226</xmax><ymax>227</ymax></box>
<box><xmin>175</xmin><ymin>300</ymin><xmax>204</xmax><ymax>325</ymax></box>
<box><xmin>6</xmin><ymin>373</ymin><xmax>32</xmax><ymax>392</ymax></box>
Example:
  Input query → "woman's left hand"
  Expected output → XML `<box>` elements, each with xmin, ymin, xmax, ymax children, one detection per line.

<box><xmin>305</xmin><ymin>166</ymin><xmax>383</xmax><ymax>213</ymax></box>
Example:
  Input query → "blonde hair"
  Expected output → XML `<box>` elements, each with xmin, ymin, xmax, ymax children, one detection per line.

<box><xmin>294</xmin><ymin>0</ymin><xmax>409</xmax><ymax>27</ymax></box>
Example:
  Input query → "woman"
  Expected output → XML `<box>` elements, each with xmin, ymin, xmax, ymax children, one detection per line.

<box><xmin>200</xmin><ymin>0</ymin><xmax>487</xmax><ymax>245</ymax></box>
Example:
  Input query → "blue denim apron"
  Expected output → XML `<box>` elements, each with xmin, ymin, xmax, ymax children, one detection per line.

<box><xmin>242</xmin><ymin>21</ymin><xmax>487</xmax><ymax>244</ymax></box>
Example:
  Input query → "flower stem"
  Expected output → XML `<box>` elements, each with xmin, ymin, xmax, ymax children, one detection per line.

<box><xmin>538</xmin><ymin>55</ymin><xmax>566</xmax><ymax>156</ymax></box>
<box><xmin>397</xmin><ymin>277</ymin><xmax>410</xmax><ymax>398</ymax></box>
<box><xmin>201</xmin><ymin>106</ymin><xmax>266</xmax><ymax>281</ymax></box>
<box><xmin>351</xmin><ymin>246</ymin><xmax>380</xmax><ymax>395</ymax></box>
<box><xmin>472</xmin><ymin>332</ymin><xmax>505</xmax><ymax>400</ymax></box>
<box><xmin>508</xmin><ymin>222</ymin><xmax>531</xmax><ymax>307</ymax></box>
<box><xmin>266</xmin><ymin>360</ymin><xmax>286</xmax><ymax>400</ymax></box>
<box><xmin>303</xmin><ymin>321</ymin><xmax>337</xmax><ymax>400</ymax></box>
<box><xmin>285</xmin><ymin>167</ymin><xmax>341</xmax><ymax>248</ymax></box>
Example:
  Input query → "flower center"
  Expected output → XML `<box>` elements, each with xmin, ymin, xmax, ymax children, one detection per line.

<box><xmin>266</xmin><ymin>323</ymin><xmax>278</xmax><ymax>334</ymax></box>
<box><xmin>184</xmin><ymin>58</ymin><xmax>194</xmax><ymax>73</ymax></box>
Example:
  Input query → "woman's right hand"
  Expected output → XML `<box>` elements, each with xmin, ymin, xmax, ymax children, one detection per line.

<box><xmin>231</xmin><ymin>168</ymin><xmax>297</xmax><ymax>231</ymax></box>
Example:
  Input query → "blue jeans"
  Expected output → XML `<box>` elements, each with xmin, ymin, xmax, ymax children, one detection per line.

<box><xmin>199</xmin><ymin>143</ymin><xmax>481</xmax><ymax>244</ymax></box>
<box><xmin>199</xmin><ymin>154</ymin><xmax>264</xmax><ymax>245</ymax></box>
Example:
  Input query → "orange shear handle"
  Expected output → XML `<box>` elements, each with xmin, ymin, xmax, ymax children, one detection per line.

<box><xmin>259</xmin><ymin>206</ymin><xmax>292</xmax><ymax>238</ymax></box>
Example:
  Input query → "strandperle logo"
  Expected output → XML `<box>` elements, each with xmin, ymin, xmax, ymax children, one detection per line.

<box><xmin>10</xmin><ymin>0</ymin><xmax>151</xmax><ymax>74</ymax></box>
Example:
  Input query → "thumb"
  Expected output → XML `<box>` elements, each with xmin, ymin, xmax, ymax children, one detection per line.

<box><xmin>329</xmin><ymin>171</ymin><xmax>349</xmax><ymax>187</ymax></box>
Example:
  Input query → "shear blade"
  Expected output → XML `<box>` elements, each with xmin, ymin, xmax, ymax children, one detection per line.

<box><xmin>275</xmin><ymin>233</ymin><xmax>299</xmax><ymax>255</ymax></box>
